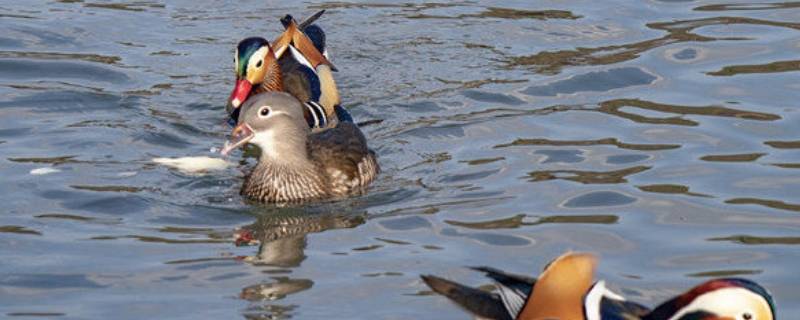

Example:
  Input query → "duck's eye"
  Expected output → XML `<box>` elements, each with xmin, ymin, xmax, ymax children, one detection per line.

<box><xmin>742</xmin><ymin>313</ymin><xmax>753</xmax><ymax>320</ymax></box>
<box><xmin>259</xmin><ymin>107</ymin><xmax>270</xmax><ymax>117</ymax></box>
<box><xmin>256</xmin><ymin>60</ymin><xmax>263</xmax><ymax>68</ymax></box>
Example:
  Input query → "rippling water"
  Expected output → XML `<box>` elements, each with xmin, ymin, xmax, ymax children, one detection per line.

<box><xmin>1</xmin><ymin>1</ymin><xmax>799</xmax><ymax>318</ymax></box>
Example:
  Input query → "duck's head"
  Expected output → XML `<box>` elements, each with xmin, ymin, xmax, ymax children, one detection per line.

<box><xmin>645</xmin><ymin>278</ymin><xmax>775</xmax><ymax>320</ymax></box>
<box><xmin>221</xmin><ymin>92</ymin><xmax>310</xmax><ymax>160</ymax></box>
<box><xmin>228</xmin><ymin>37</ymin><xmax>280</xmax><ymax>112</ymax></box>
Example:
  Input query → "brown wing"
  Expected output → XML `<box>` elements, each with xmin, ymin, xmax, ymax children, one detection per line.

<box><xmin>308</xmin><ymin>122</ymin><xmax>378</xmax><ymax>195</ymax></box>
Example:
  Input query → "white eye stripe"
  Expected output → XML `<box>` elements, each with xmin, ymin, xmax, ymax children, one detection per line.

<box><xmin>256</xmin><ymin>106</ymin><xmax>292</xmax><ymax>119</ymax></box>
<box><xmin>247</xmin><ymin>47</ymin><xmax>270</xmax><ymax>72</ymax></box>
<box><xmin>289</xmin><ymin>45</ymin><xmax>314</xmax><ymax>71</ymax></box>
<box><xmin>270</xmin><ymin>110</ymin><xmax>291</xmax><ymax>118</ymax></box>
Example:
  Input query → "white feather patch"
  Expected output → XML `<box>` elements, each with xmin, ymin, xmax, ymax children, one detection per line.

<box><xmin>584</xmin><ymin>281</ymin><xmax>626</xmax><ymax>320</ymax></box>
<box><xmin>152</xmin><ymin>156</ymin><xmax>230</xmax><ymax>174</ymax></box>
<box><xmin>495</xmin><ymin>282</ymin><xmax>527</xmax><ymax>319</ymax></box>
<box><xmin>289</xmin><ymin>45</ymin><xmax>315</xmax><ymax>72</ymax></box>
<box><xmin>273</xmin><ymin>45</ymin><xmax>287</xmax><ymax>59</ymax></box>
<box><xmin>30</xmin><ymin>167</ymin><xmax>61</xmax><ymax>175</ymax></box>
<box><xmin>249</xmin><ymin>129</ymin><xmax>280</xmax><ymax>160</ymax></box>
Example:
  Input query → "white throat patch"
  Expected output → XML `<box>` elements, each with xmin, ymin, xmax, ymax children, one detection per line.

<box><xmin>250</xmin><ymin>129</ymin><xmax>280</xmax><ymax>160</ymax></box>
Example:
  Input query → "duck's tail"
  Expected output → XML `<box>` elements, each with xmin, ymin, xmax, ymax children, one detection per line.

<box><xmin>282</xmin><ymin>10</ymin><xmax>326</xmax><ymax>30</ymax></box>
<box><xmin>420</xmin><ymin>274</ymin><xmax>513</xmax><ymax>320</ymax></box>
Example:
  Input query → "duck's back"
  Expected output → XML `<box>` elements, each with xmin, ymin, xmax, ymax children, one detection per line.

<box><xmin>308</xmin><ymin>122</ymin><xmax>379</xmax><ymax>195</ymax></box>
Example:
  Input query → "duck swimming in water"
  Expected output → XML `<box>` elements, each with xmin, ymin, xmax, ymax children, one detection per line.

<box><xmin>227</xmin><ymin>10</ymin><xmax>341</xmax><ymax>129</ymax></box>
<box><xmin>421</xmin><ymin>252</ymin><xmax>775</xmax><ymax>320</ymax></box>
<box><xmin>221</xmin><ymin>92</ymin><xmax>378</xmax><ymax>204</ymax></box>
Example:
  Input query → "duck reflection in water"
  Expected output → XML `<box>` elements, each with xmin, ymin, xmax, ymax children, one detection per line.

<box><xmin>234</xmin><ymin>207</ymin><xmax>364</xmax><ymax>309</ymax></box>
<box><xmin>235</xmin><ymin>207</ymin><xmax>365</xmax><ymax>267</ymax></box>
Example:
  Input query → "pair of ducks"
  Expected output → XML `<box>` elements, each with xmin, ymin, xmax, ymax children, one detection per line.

<box><xmin>220</xmin><ymin>11</ymin><xmax>378</xmax><ymax>203</ymax></box>
<box><xmin>423</xmin><ymin>252</ymin><xmax>775</xmax><ymax>320</ymax></box>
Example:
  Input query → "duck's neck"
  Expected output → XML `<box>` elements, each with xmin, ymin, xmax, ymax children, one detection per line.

<box><xmin>256</xmin><ymin>57</ymin><xmax>284</xmax><ymax>94</ymax></box>
<box><xmin>250</xmin><ymin>126</ymin><xmax>309</xmax><ymax>164</ymax></box>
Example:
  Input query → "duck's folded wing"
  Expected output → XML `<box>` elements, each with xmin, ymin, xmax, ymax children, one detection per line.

<box><xmin>279</xmin><ymin>55</ymin><xmax>320</xmax><ymax>102</ymax></box>
<box><xmin>308</xmin><ymin>122</ymin><xmax>379</xmax><ymax>191</ymax></box>
<box><xmin>421</xmin><ymin>275</ymin><xmax>514</xmax><ymax>320</ymax></box>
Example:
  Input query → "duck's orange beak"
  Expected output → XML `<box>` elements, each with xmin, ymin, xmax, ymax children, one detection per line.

<box><xmin>228</xmin><ymin>79</ymin><xmax>253</xmax><ymax>109</ymax></box>
<box><xmin>221</xmin><ymin>123</ymin><xmax>254</xmax><ymax>156</ymax></box>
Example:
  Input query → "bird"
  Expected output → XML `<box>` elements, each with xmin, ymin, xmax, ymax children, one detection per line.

<box><xmin>226</xmin><ymin>10</ymin><xmax>341</xmax><ymax>130</ymax></box>
<box><xmin>421</xmin><ymin>252</ymin><xmax>775</xmax><ymax>320</ymax></box>
<box><xmin>220</xmin><ymin>92</ymin><xmax>379</xmax><ymax>204</ymax></box>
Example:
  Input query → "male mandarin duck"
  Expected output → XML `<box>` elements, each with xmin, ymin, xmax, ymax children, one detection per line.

<box><xmin>421</xmin><ymin>252</ymin><xmax>775</xmax><ymax>320</ymax></box>
<box><xmin>226</xmin><ymin>10</ymin><xmax>343</xmax><ymax>129</ymax></box>
<box><xmin>220</xmin><ymin>92</ymin><xmax>378</xmax><ymax>203</ymax></box>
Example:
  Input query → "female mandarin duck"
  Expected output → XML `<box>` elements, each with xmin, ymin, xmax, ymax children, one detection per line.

<box><xmin>421</xmin><ymin>252</ymin><xmax>775</xmax><ymax>320</ymax></box>
<box><xmin>226</xmin><ymin>10</ymin><xmax>342</xmax><ymax>129</ymax></box>
<box><xmin>220</xmin><ymin>92</ymin><xmax>378</xmax><ymax>203</ymax></box>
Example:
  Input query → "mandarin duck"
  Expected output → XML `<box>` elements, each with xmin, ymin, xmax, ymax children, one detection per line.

<box><xmin>421</xmin><ymin>252</ymin><xmax>775</xmax><ymax>320</ymax></box>
<box><xmin>220</xmin><ymin>92</ymin><xmax>379</xmax><ymax>203</ymax></box>
<box><xmin>227</xmin><ymin>10</ymin><xmax>342</xmax><ymax>130</ymax></box>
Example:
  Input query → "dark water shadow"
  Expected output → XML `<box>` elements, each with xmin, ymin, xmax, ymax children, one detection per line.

<box><xmin>0</xmin><ymin>225</ymin><xmax>42</xmax><ymax>236</ymax></box>
<box><xmin>694</xmin><ymin>2</ymin><xmax>800</xmax><ymax>11</ymax></box>
<box><xmin>725</xmin><ymin>197</ymin><xmax>800</xmax><ymax>212</ymax></box>
<box><xmin>0</xmin><ymin>59</ymin><xmax>129</xmax><ymax>84</ymax></box>
<box><xmin>526</xmin><ymin>166</ymin><xmax>650</xmax><ymax>184</ymax></box>
<box><xmin>406</xmin><ymin>7</ymin><xmax>581</xmax><ymax>20</ymax></box>
<box><xmin>637</xmin><ymin>184</ymin><xmax>712</xmax><ymax>198</ymax></box>
<box><xmin>522</xmin><ymin>67</ymin><xmax>657</xmax><ymax>96</ymax></box>
<box><xmin>597</xmin><ymin>99</ymin><xmax>780</xmax><ymax>126</ymax></box>
<box><xmin>563</xmin><ymin>191</ymin><xmax>637</xmax><ymax>208</ymax></box>
<box><xmin>444</xmin><ymin>213</ymin><xmax>618</xmax><ymax>230</ymax></box>
<box><xmin>707</xmin><ymin>60</ymin><xmax>800</xmax><ymax>76</ymax></box>
<box><xmin>506</xmin><ymin>16</ymin><xmax>800</xmax><ymax>74</ymax></box>
<box><xmin>708</xmin><ymin>235</ymin><xmax>800</xmax><ymax>245</ymax></box>
<box><xmin>495</xmin><ymin>137</ymin><xmax>680</xmax><ymax>151</ymax></box>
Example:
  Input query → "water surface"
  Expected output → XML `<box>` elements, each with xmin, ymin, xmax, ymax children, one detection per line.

<box><xmin>1</xmin><ymin>0</ymin><xmax>799</xmax><ymax>318</ymax></box>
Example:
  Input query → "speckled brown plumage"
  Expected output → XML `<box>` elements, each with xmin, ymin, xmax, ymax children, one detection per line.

<box><xmin>224</xmin><ymin>92</ymin><xmax>379</xmax><ymax>204</ymax></box>
<box><xmin>241</xmin><ymin>121</ymin><xmax>379</xmax><ymax>203</ymax></box>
